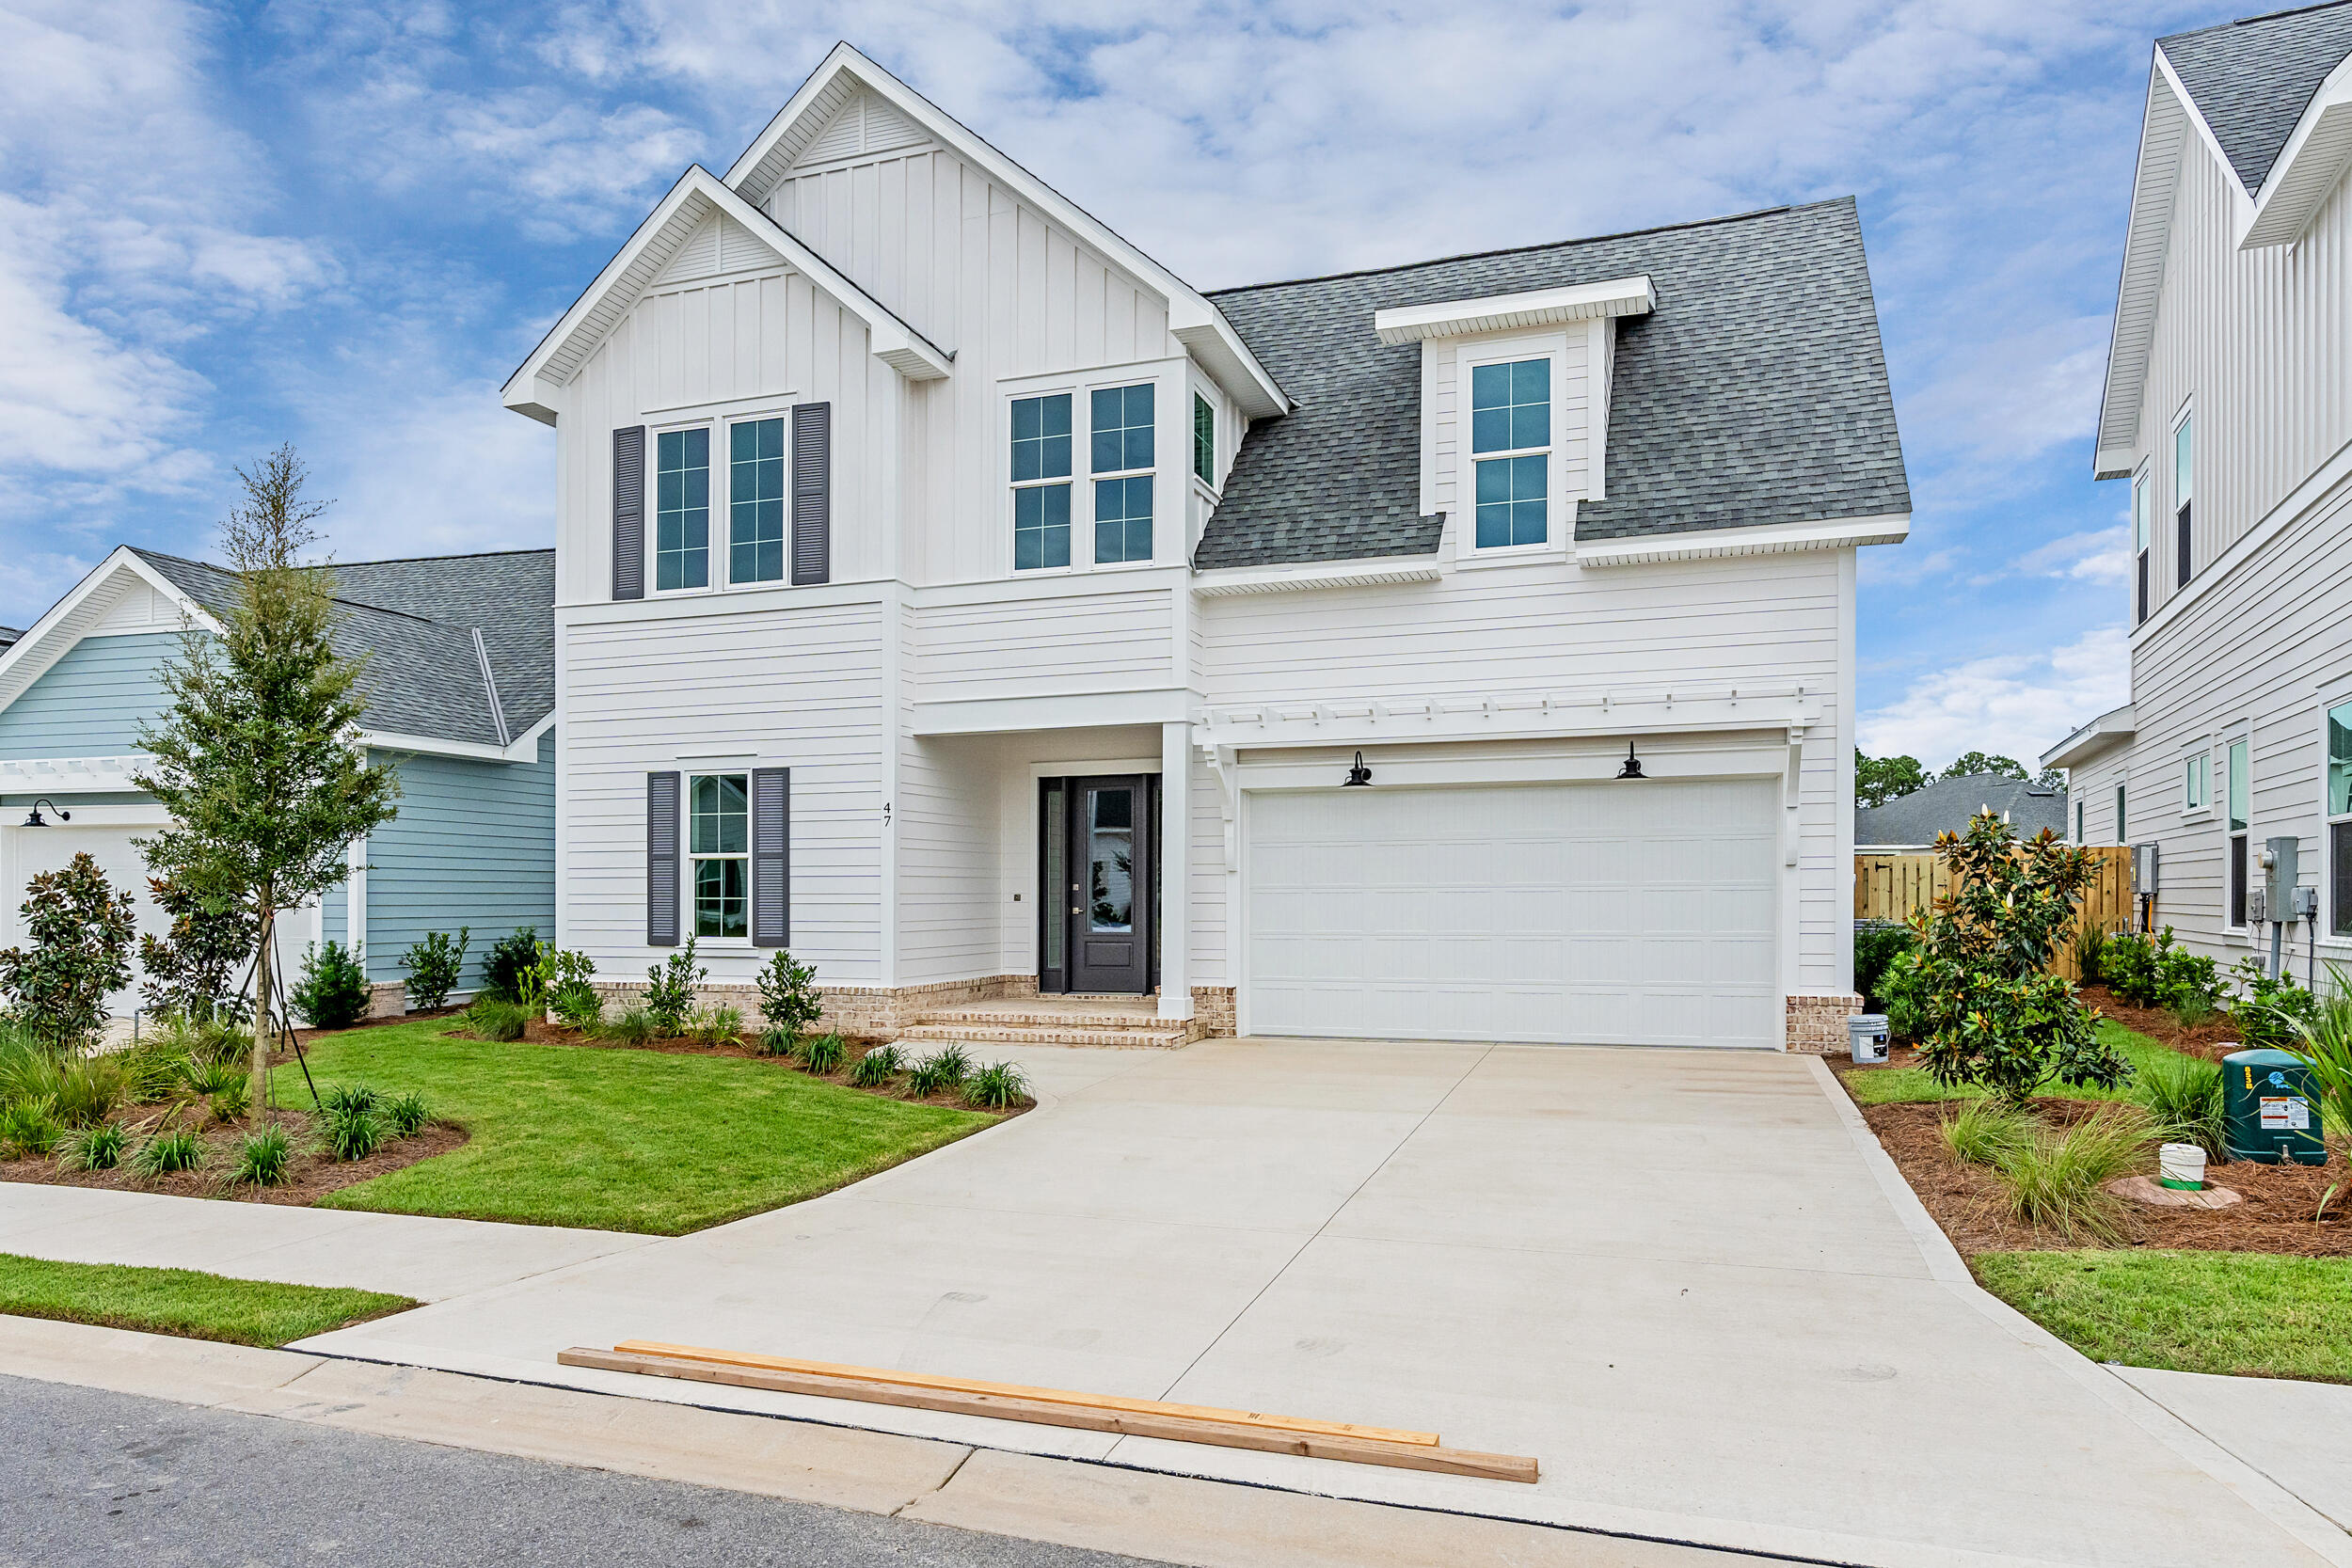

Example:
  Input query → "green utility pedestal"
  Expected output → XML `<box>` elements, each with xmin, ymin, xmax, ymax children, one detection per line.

<box><xmin>2221</xmin><ymin>1048</ymin><xmax>2327</xmax><ymax>1165</ymax></box>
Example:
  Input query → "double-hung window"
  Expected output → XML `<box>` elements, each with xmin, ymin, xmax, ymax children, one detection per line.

<box><xmin>2184</xmin><ymin>751</ymin><xmax>2206</xmax><ymax>812</ymax></box>
<box><xmin>690</xmin><ymin>773</ymin><xmax>749</xmax><ymax>939</ymax></box>
<box><xmin>1470</xmin><ymin>357</ymin><xmax>1550</xmax><ymax>548</ymax></box>
<box><xmin>2228</xmin><ymin>736</ymin><xmax>2250</xmax><ymax>927</ymax></box>
<box><xmin>2174</xmin><ymin>409</ymin><xmax>2194</xmax><ymax>589</ymax></box>
<box><xmin>1193</xmin><ymin>393</ymin><xmax>1215</xmax><ymax>485</ymax></box>
<box><xmin>656</xmin><ymin>428</ymin><xmax>711</xmax><ymax>591</ymax></box>
<box><xmin>1010</xmin><ymin>394</ymin><xmax>1073</xmax><ymax>570</ymax></box>
<box><xmin>2328</xmin><ymin>703</ymin><xmax>2352</xmax><ymax>937</ymax></box>
<box><xmin>1091</xmin><ymin>383</ymin><xmax>1154</xmax><ymax>564</ymax></box>
<box><xmin>2115</xmin><ymin>784</ymin><xmax>2127</xmax><ymax>845</ymax></box>
<box><xmin>2133</xmin><ymin>470</ymin><xmax>2152</xmax><ymax>623</ymax></box>
<box><xmin>728</xmin><ymin>418</ymin><xmax>787</xmax><ymax>584</ymax></box>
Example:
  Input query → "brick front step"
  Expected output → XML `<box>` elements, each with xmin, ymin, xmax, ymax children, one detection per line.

<box><xmin>915</xmin><ymin>1006</ymin><xmax>1166</xmax><ymax>1031</ymax></box>
<box><xmin>893</xmin><ymin>1022</ymin><xmax>1192</xmax><ymax>1050</ymax></box>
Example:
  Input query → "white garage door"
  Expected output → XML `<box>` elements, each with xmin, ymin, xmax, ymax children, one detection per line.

<box><xmin>1244</xmin><ymin>779</ymin><xmax>1779</xmax><ymax>1048</ymax></box>
<box><xmin>0</xmin><ymin>821</ymin><xmax>168</xmax><ymax>1016</ymax></box>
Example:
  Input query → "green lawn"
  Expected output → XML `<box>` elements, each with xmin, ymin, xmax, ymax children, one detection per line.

<box><xmin>1974</xmin><ymin>1250</ymin><xmax>2352</xmax><ymax>1384</ymax></box>
<box><xmin>274</xmin><ymin>1023</ymin><xmax>997</xmax><ymax>1234</ymax></box>
<box><xmin>1839</xmin><ymin>1020</ymin><xmax>2189</xmax><ymax>1106</ymax></box>
<box><xmin>0</xmin><ymin>1252</ymin><xmax>412</xmax><ymax>1347</ymax></box>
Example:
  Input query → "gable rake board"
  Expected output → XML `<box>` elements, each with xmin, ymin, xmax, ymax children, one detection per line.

<box><xmin>558</xmin><ymin>1344</ymin><xmax>1538</xmax><ymax>1483</ymax></box>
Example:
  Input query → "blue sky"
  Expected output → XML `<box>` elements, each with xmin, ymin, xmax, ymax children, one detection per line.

<box><xmin>0</xmin><ymin>0</ymin><xmax>2224</xmax><ymax>769</ymax></box>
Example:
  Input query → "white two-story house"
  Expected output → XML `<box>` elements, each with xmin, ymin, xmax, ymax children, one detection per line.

<box><xmin>503</xmin><ymin>45</ymin><xmax>1911</xmax><ymax>1052</ymax></box>
<box><xmin>2048</xmin><ymin>3</ymin><xmax>2352</xmax><ymax>971</ymax></box>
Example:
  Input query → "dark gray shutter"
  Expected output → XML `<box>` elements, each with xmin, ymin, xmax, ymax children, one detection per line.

<box><xmin>790</xmin><ymin>402</ymin><xmax>830</xmax><ymax>586</ymax></box>
<box><xmin>613</xmin><ymin>425</ymin><xmax>646</xmax><ymax>601</ymax></box>
<box><xmin>752</xmin><ymin>767</ymin><xmax>789</xmax><ymax>948</ymax></box>
<box><xmin>646</xmin><ymin>770</ymin><xmax>680</xmax><ymax>946</ymax></box>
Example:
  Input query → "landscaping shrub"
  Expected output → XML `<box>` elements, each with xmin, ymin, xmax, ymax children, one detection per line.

<box><xmin>2170</xmin><ymin>991</ymin><xmax>2222</xmax><ymax>1030</ymax></box>
<box><xmin>550</xmin><ymin>984</ymin><xmax>605</xmax><ymax>1033</ymax></box>
<box><xmin>1940</xmin><ymin>1099</ymin><xmax>2035</xmax><ymax>1167</ymax></box>
<box><xmin>848</xmin><ymin>1044</ymin><xmax>903</xmax><ymax>1089</ymax></box>
<box><xmin>227</xmin><ymin>1124</ymin><xmax>295</xmax><ymax>1186</ymax></box>
<box><xmin>753</xmin><ymin>950</ymin><xmax>822</xmax><ymax>1056</ymax></box>
<box><xmin>798</xmin><ymin>1031</ymin><xmax>846</xmax><ymax>1075</ymax></box>
<box><xmin>929</xmin><ymin>1043</ymin><xmax>973</xmax><ymax>1082</ymax></box>
<box><xmin>1907</xmin><ymin>813</ymin><xmax>2127</xmax><ymax>1106</ymax></box>
<box><xmin>1877</xmin><ymin>950</ymin><xmax>1931</xmax><ymax>1043</ymax></box>
<box><xmin>904</xmin><ymin>1052</ymin><xmax>963</xmax><ymax>1099</ymax></box>
<box><xmin>180</xmin><ymin>1055</ymin><xmax>246</xmax><ymax>1097</ymax></box>
<box><xmin>535</xmin><ymin>945</ymin><xmax>599</xmax><ymax>1028</ymax></box>
<box><xmin>482</xmin><ymin>928</ymin><xmax>543</xmax><ymax>1006</ymax></box>
<box><xmin>458</xmin><ymin>997</ymin><xmax>529</xmax><ymax>1043</ymax></box>
<box><xmin>1852</xmin><ymin>921</ymin><xmax>1917</xmax><ymax>1011</ymax></box>
<box><xmin>2102</xmin><ymin>927</ymin><xmax>2226</xmax><ymax>1013</ymax></box>
<box><xmin>208</xmin><ymin>1077</ymin><xmax>251</xmax><ymax>1124</ymax></box>
<box><xmin>188</xmin><ymin>1019</ymin><xmax>253</xmax><ymax>1068</ymax></box>
<box><xmin>131</xmin><ymin>1127</ymin><xmax>205</xmax><ymax>1177</ymax></box>
<box><xmin>0</xmin><ymin>852</ymin><xmax>136</xmax><ymax>1050</ymax></box>
<box><xmin>0</xmin><ymin>1020</ymin><xmax>58</xmax><ymax>1106</ymax></box>
<box><xmin>755</xmin><ymin>1024</ymin><xmax>794</xmax><ymax>1056</ymax></box>
<box><xmin>641</xmin><ymin>939</ymin><xmax>705</xmax><ymax>1036</ymax></box>
<box><xmin>321</xmin><ymin>1083</ymin><xmax>381</xmax><ymax>1117</ymax></box>
<box><xmin>381</xmin><ymin>1091</ymin><xmax>430</xmax><ymax>1138</ymax></box>
<box><xmin>689</xmin><ymin>1005</ymin><xmax>744</xmax><ymax>1049</ymax></box>
<box><xmin>292</xmin><ymin>941</ymin><xmax>371</xmax><ymax>1030</ymax></box>
<box><xmin>399</xmin><ymin>927</ymin><xmax>469</xmax><ymax>1011</ymax></box>
<box><xmin>51</xmin><ymin>1055</ymin><xmax>125</xmax><ymax>1128</ymax></box>
<box><xmin>321</xmin><ymin>1101</ymin><xmax>385</xmax><ymax>1162</ymax></box>
<box><xmin>2135</xmin><ymin>1051</ymin><xmax>2225</xmax><ymax>1160</ymax></box>
<box><xmin>2230</xmin><ymin>958</ymin><xmax>2319</xmax><ymax>1051</ymax></box>
<box><xmin>595</xmin><ymin>1006</ymin><xmax>655</xmax><ymax>1046</ymax></box>
<box><xmin>137</xmin><ymin>877</ymin><xmax>257</xmax><ymax>1026</ymax></box>
<box><xmin>58</xmin><ymin>1121</ymin><xmax>127</xmax><ymax>1172</ymax></box>
<box><xmin>114</xmin><ymin>1043</ymin><xmax>183</xmax><ymax>1106</ymax></box>
<box><xmin>1994</xmin><ymin>1105</ymin><xmax>2155</xmax><ymax>1244</ymax></box>
<box><xmin>1</xmin><ymin>1098</ymin><xmax>61</xmax><ymax>1158</ymax></box>
<box><xmin>961</xmin><ymin>1061</ymin><xmax>1027</xmax><ymax>1110</ymax></box>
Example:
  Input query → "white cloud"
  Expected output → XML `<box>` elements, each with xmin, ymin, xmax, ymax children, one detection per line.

<box><xmin>313</xmin><ymin>383</ymin><xmax>555</xmax><ymax>561</ymax></box>
<box><xmin>1859</xmin><ymin>622</ymin><xmax>2130</xmax><ymax>768</ymax></box>
<box><xmin>2005</xmin><ymin>525</ymin><xmax>2132</xmax><ymax>586</ymax></box>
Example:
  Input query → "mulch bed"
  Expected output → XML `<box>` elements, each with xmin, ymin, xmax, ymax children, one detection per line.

<box><xmin>0</xmin><ymin>1110</ymin><xmax>466</xmax><ymax>1207</ymax></box>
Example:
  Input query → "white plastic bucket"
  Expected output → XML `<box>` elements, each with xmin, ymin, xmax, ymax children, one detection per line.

<box><xmin>2158</xmin><ymin>1143</ymin><xmax>2206</xmax><ymax>1191</ymax></box>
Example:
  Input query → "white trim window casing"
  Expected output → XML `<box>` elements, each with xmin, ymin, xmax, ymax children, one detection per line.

<box><xmin>2326</xmin><ymin>697</ymin><xmax>2352</xmax><ymax>942</ymax></box>
<box><xmin>1009</xmin><ymin>391</ymin><xmax>1074</xmax><ymax>572</ymax></box>
<box><xmin>689</xmin><ymin>771</ymin><xmax>752</xmax><ymax>941</ymax></box>
<box><xmin>1465</xmin><ymin>352</ymin><xmax>1553</xmax><ymax>552</ymax></box>
<box><xmin>654</xmin><ymin>424</ymin><xmax>714</xmax><ymax>593</ymax></box>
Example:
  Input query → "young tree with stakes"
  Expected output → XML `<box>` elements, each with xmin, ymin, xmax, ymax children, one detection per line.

<box><xmin>133</xmin><ymin>447</ymin><xmax>399</xmax><ymax>1116</ymax></box>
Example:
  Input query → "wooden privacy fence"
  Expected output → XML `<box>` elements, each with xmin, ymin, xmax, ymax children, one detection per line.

<box><xmin>1854</xmin><ymin>847</ymin><xmax>2135</xmax><ymax>982</ymax></box>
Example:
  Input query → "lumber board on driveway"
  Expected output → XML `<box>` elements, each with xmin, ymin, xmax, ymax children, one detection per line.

<box><xmin>559</xmin><ymin>1346</ymin><xmax>1539</xmax><ymax>1484</ymax></box>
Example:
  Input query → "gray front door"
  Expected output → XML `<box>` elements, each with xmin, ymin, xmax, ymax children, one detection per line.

<box><xmin>1063</xmin><ymin>775</ymin><xmax>1151</xmax><ymax>994</ymax></box>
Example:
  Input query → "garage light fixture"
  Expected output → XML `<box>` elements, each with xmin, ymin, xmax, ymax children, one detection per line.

<box><xmin>22</xmin><ymin>798</ymin><xmax>68</xmax><ymax>827</ymax></box>
<box><xmin>1616</xmin><ymin>743</ymin><xmax>1645</xmax><ymax>781</ymax></box>
<box><xmin>1343</xmin><ymin>751</ymin><xmax>1373</xmax><ymax>787</ymax></box>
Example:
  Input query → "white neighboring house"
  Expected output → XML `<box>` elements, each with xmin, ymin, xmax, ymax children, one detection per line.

<box><xmin>2047</xmin><ymin>3</ymin><xmax>2352</xmax><ymax>973</ymax></box>
<box><xmin>510</xmin><ymin>44</ymin><xmax>1912</xmax><ymax>1051</ymax></box>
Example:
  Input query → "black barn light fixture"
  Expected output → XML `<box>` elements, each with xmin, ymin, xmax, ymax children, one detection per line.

<box><xmin>1615</xmin><ymin>742</ymin><xmax>1645</xmax><ymax>781</ymax></box>
<box><xmin>1343</xmin><ymin>751</ymin><xmax>1373</xmax><ymax>787</ymax></box>
<box><xmin>22</xmin><ymin>798</ymin><xmax>68</xmax><ymax>827</ymax></box>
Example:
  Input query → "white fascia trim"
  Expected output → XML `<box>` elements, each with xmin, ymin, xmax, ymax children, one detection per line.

<box><xmin>1200</xmin><ymin>685</ymin><xmax>1820</xmax><ymax>752</ymax></box>
<box><xmin>2133</xmin><ymin>431</ymin><xmax>2352</xmax><ymax>649</ymax></box>
<box><xmin>361</xmin><ymin>726</ymin><xmax>549</xmax><ymax>765</ymax></box>
<box><xmin>501</xmin><ymin>164</ymin><xmax>949</xmax><ymax>425</ymax></box>
<box><xmin>0</xmin><ymin>549</ymin><xmax>219</xmax><ymax>718</ymax></box>
<box><xmin>2094</xmin><ymin>63</ymin><xmax>2193</xmax><ymax>476</ymax></box>
<box><xmin>722</xmin><ymin>45</ymin><xmax>1286</xmax><ymax>420</ymax></box>
<box><xmin>2040</xmin><ymin>704</ymin><xmax>2137</xmax><ymax>771</ymax></box>
<box><xmin>1576</xmin><ymin>513</ymin><xmax>1908</xmax><ymax>567</ymax></box>
<box><xmin>1373</xmin><ymin>276</ymin><xmax>1655</xmax><ymax>345</ymax></box>
<box><xmin>911</xmin><ymin>686</ymin><xmax>1194</xmax><ymax>736</ymax></box>
<box><xmin>1190</xmin><ymin>556</ymin><xmax>1443</xmax><ymax>596</ymax></box>
<box><xmin>2241</xmin><ymin>52</ymin><xmax>2352</xmax><ymax>249</ymax></box>
<box><xmin>0</xmin><ymin>754</ymin><xmax>154</xmax><ymax>795</ymax></box>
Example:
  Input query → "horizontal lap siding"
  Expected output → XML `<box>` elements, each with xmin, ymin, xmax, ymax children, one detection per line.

<box><xmin>914</xmin><ymin>587</ymin><xmax>1175</xmax><ymax>703</ymax></box>
<box><xmin>0</xmin><ymin>633</ymin><xmax>181</xmax><ymax>758</ymax></box>
<box><xmin>563</xmin><ymin>603</ymin><xmax>887</xmax><ymax>985</ymax></box>
<box><xmin>359</xmin><ymin>735</ymin><xmax>556</xmax><ymax>984</ymax></box>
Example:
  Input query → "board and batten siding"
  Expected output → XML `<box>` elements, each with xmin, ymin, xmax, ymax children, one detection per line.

<box><xmin>0</xmin><ymin>632</ymin><xmax>181</xmax><ymax>758</ymax></box>
<box><xmin>760</xmin><ymin>133</ymin><xmax>1179</xmax><ymax>586</ymax></box>
<box><xmin>1198</xmin><ymin>548</ymin><xmax>1851</xmax><ymax>993</ymax></box>
<box><xmin>2129</xmin><ymin>124</ymin><xmax>2351</xmax><ymax>620</ymax></box>
<box><xmin>552</xmin><ymin>252</ymin><xmax>896</xmax><ymax>608</ymax></box>
<box><xmin>560</xmin><ymin>601</ymin><xmax>888</xmax><ymax>984</ymax></box>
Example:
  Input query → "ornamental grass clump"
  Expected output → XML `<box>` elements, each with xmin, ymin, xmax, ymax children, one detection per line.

<box><xmin>689</xmin><ymin>1005</ymin><xmax>744</xmax><ymax>1049</ymax></box>
<box><xmin>2134</xmin><ymin>1051</ymin><xmax>2226</xmax><ymax>1160</ymax></box>
<box><xmin>131</xmin><ymin>1127</ymin><xmax>205</xmax><ymax>1178</ymax></box>
<box><xmin>1994</xmin><ymin>1105</ymin><xmax>2156</xmax><ymax>1244</ymax></box>
<box><xmin>51</xmin><ymin>1054</ymin><xmax>125</xmax><ymax>1129</ymax></box>
<box><xmin>595</xmin><ymin>1006</ymin><xmax>655</xmax><ymax>1047</ymax></box>
<box><xmin>961</xmin><ymin>1061</ymin><xmax>1028</xmax><ymax>1111</ymax></box>
<box><xmin>1939</xmin><ymin>1099</ymin><xmax>2035</xmax><ymax>1168</ymax></box>
<box><xmin>58</xmin><ymin>1121</ymin><xmax>127</xmax><ymax>1172</ymax></box>
<box><xmin>798</xmin><ymin>1031</ymin><xmax>846</xmax><ymax>1075</ymax></box>
<box><xmin>381</xmin><ymin>1091</ymin><xmax>431</xmax><ymax>1138</ymax></box>
<box><xmin>1</xmin><ymin>1098</ymin><xmax>61</xmax><ymax>1159</ymax></box>
<box><xmin>848</xmin><ymin>1044</ymin><xmax>903</xmax><ymax>1089</ymax></box>
<box><xmin>321</xmin><ymin>1101</ymin><xmax>385</xmax><ymax>1163</ymax></box>
<box><xmin>227</xmin><ymin>1123</ymin><xmax>296</xmax><ymax>1187</ymax></box>
<box><xmin>903</xmin><ymin>1052</ymin><xmax>963</xmax><ymax>1099</ymax></box>
<box><xmin>460</xmin><ymin>997</ymin><xmax>530</xmax><ymax>1043</ymax></box>
<box><xmin>1906</xmin><ymin>812</ymin><xmax>2129</xmax><ymax>1109</ymax></box>
<box><xmin>208</xmin><ymin>1077</ymin><xmax>251</xmax><ymax>1124</ymax></box>
<box><xmin>180</xmin><ymin>1054</ymin><xmax>245</xmax><ymax>1097</ymax></box>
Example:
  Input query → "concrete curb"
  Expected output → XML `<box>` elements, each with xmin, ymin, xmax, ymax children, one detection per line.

<box><xmin>1804</xmin><ymin>1057</ymin><xmax>2352</xmax><ymax>1568</ymax></box>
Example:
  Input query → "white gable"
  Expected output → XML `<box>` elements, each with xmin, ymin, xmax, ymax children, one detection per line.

<box><xmin>654</xmin><ymin>211</ymin><xmax>787</xmax><ymax>287</ymax></box>
<box><xmin>797</xmin><ymin>88</ymin><xmax>930</xmax><ymax>168</ymax></box>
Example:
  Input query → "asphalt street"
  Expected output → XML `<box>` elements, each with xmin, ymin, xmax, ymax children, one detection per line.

<box><xmin>0</xmin><ymin>1372</ymin><xmax>1174</xmax><ymax>1568</ymax></box>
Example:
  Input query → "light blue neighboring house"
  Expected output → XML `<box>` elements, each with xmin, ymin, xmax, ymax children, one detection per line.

<box><xmin>0</xmin><ymin>546</ymin><xmax>556</xmax><ymax>1016</ymax></box>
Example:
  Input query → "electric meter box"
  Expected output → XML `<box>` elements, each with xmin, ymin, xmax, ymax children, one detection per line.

<box><xmin>2222</xmin><ymin>1048</ymin><xmax>2327</xmax><ymax>1165</ymax></box>
<box><xmin>2265</xmin><ymin>835</ymin><xmax>2300</xmax><ymax>910</ymax></box>
<box><xmin>2132</xmin><ymin>842</ymin><xmax>2158</xmax><ymax>895</ymax></box>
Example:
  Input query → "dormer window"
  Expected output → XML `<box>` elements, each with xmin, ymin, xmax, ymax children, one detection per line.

<box><xmin>1470</xmin><ymin>357</ymin><xmax>1550</xmax><ymax>549</ymax></box>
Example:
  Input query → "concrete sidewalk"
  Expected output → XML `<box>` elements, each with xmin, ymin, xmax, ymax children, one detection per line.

<box><xmin>0</xmin><ymin>1182</ymin><xmax>654</xmax><ymax>1301</ymax></box>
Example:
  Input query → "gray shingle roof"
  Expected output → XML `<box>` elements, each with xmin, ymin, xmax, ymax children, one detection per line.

<box><xmin>1195</xmin><ymin>198</ymin><xmax>1909</xmax><ymax>570</ymax></box>
<box><xmin>1856</xmin><ymin>773</ymin><xmax>2069</xmax><ymax>847</ymax></box>
<box><xmin>130</xmin><ymin>548</ymin><xmax>553</xmax><ymax>751</ymax></box>
<box><xmin>2161</xmin><ymin>1</ymin><xmax>2352</xmax><ymax>194</ymax></box>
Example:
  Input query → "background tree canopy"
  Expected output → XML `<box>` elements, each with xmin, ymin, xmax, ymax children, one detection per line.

<box><xmin>1856</xmin><ymin>750</ymin><xmax>2066</xmax><ymax>807</ymax></box>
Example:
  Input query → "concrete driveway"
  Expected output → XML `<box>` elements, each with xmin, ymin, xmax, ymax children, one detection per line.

<box><xmin>300</xmin><ymin>1039</ymin><xmax>2344</xmax><ymax>1568</ymax></box>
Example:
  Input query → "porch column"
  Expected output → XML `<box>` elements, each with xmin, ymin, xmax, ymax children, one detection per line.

<box><xmin>1159</xmin><ymin>720</ymin><xmax>1193</xmax><ymax>1021</ymax></box>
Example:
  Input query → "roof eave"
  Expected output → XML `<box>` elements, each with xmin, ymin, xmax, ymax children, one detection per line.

<box><xmin>2240</xmin><ymin>53</ymin><xmax>2352</xmax><ymax>249</ymax></box>
<box><xmin>2040</xmin><ymin>704</ymin><xmax>2137</xmax><ymax>770</ymax></box>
